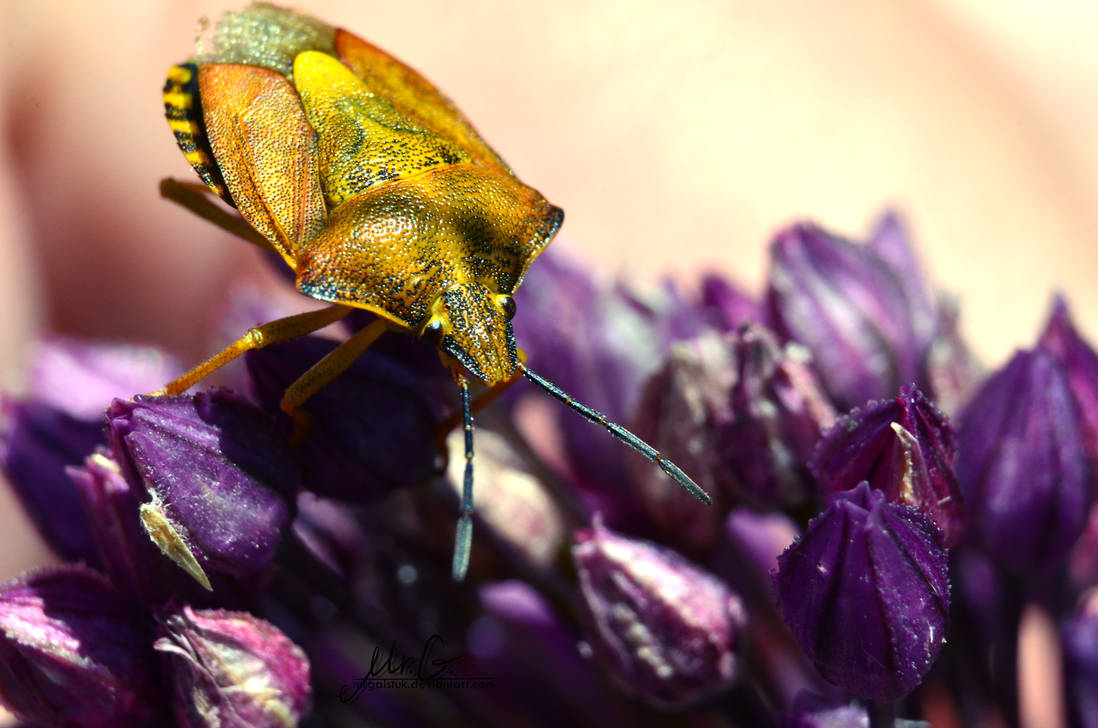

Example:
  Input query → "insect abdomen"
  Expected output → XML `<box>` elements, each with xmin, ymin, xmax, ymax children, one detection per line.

<box><xmin>162</xmin><ymin>63</ymin><xmax>235</xmax><ymax>207</ymax></box>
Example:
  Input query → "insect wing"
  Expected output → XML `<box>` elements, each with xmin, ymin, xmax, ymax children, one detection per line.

<box><xmin>296</xmin><ymin>164</ymin><xmax>563</xmax><ymax>326</ymax></box>
<box><xmin>334</xmin><ymin>29</ymin><xmax>509</xmax><ymax>172</ymax></box>
<box><xmin>198</xmin><ymin>64</ymin><xmax>327</xmax><ymax>266</ymax></box>
<box><xmin>292</xmin><ymin>51</ymin><xmax>471</xmax><ymax>208</ymax></box>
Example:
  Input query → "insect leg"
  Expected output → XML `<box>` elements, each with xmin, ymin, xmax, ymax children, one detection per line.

<box><xmin>452</xmin><ymin>375</ymin><xmax>475</xmax><ymax>582</ymax></box>
<box><xmin>517</xmin><ymin>363</ymin><xmax>712</xmax><ymax>505</ymax></box>
<box><xmin>153</xmin><ymin>304</ymin><xmax>352</xmax><ymax>396</ymax></box>
<box><xmin>159</xmin><ymin>178</ymin><xmax>279</xmax><ymax>257</ymax></box>
<box><xmin>277</xmin><ymin>319</ymin><xmax>387</xmax><ymax>442</ymax></box>
<box><xmin>434</xmin><ymin>368</ymin><xmax>522</xmax><ymax>440</ymax></box>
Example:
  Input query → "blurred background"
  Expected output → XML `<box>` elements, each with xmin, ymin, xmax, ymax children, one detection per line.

<box><xmin>1</xmin><ymin>0</ymin><xmax>1096</xmax><ymax>641</ymax></box>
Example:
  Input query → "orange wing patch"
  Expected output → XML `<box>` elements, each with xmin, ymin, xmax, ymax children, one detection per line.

<box><xmin>296</xmin><ymin>163</ymin><xmax>563</xmax><ymax>327</ymax></box>
<box><xmin>334</xmin><ymin>29</ymin><xmax>510</xmax><ymax>173</ymax></box>
<box><xmin>198</xmin><ymin>64</ymin><xmax>327</xmax><ymax>268</ymax></box>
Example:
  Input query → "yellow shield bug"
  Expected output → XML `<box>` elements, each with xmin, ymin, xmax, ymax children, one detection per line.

<box><xmin>160</xmin><ymin>3</ymin><xmax>710</xmax><ymax>580</ymax></box>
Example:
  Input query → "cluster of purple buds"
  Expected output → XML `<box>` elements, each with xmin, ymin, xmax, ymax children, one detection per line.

<box><xmin>1</xmin><ymin>207</ymin><xmax>1097</xmax><ymax>728</ymax></box>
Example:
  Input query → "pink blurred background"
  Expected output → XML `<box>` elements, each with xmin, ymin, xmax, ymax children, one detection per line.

<box><xmin>1</xmin><ymin>3</ymin><xmax>1096</xmax><ymax>725</ymax></box>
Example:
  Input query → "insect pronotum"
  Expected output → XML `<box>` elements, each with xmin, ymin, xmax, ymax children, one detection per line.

<box><xmin>160</xmin><ymin>3</ymin><xmax>711</xmax><ymax>581</ymax></box>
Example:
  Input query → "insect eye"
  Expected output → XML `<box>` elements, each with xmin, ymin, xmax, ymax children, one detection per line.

<box><xmin>422</xmin><ymin>319</ymin><xmax>446</xmax><ymax>346</ymax></box>
<box><xmin>499</xmin><ymin>295</ymin><xmax>516</xmax><ymax>320</ymax></box>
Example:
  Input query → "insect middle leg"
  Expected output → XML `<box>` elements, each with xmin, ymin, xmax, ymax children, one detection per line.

<box><xmin>278</xmin><ymin>318</ymin><xmax>389</xmax><ymax>442</ymax></box>
<box><xmin>154</xmin><ymin>304</ymin><xmax>353</xmax><ymax>395</ymax></box>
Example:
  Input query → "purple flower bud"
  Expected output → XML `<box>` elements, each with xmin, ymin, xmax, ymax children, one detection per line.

<box><xmin>572</xmin><ymin>517</ymin><xmax>747</xmax><ymax>707</ymax></box>
<box><xmin>67</xmin><ymin>451</ymin><xmax>212</xmax><ymax>603</ymax></box>
<box><xmin>291</xmin><ymin>492</ymin><xmax>367</xmax><ymax>579</ymax></box>
<box><xmin>1038</xmin><ymin>296</ymin><xmax>1098</xmax><ymax>454</ymax></box>
<box><xmin>700</xmin><ymin>274</ymin><xmax>761</xmax><ymax>332</ymax></box>
<box><xmin>444</xmin><ymin>429</ymin><xmax>565</xmax><ymax>568</ymax></box>
<box><xmin>725</xmin><ymin>507</ymin><xmax>799</xmax><ymax>588</ymax></box>
<box><xmin>1063</xmin><ymin>593</ymin><xmax>1098</xmax><ymax>728</ymax></box>
<box><xmin>468</xmin><ymin>581</ymin><xmax>652</xmax><ymax>725</ymax></box>
<box><xmin>0</xmin><ymin>566</ymin><xmax>160</xmax><ymax>728</ymax></box>
<box><xmin>865</xmin><ymin>212</ymin><xmax>937</xmax><ymax>347</ymax></box>
<box><xmin>155</xmin><ymin>605</ymin><xmax>311</xmax><ymax>728</ymax></box>
<box><xmin>811</xmin><ymin>384</ymin><xmax>963</xmax><ymax>547</ymax></box>
<box><xmin>630</xmin><ymin>333</ymin><xmax>736</xmax><ymax>550</ymax></box>
<box><xmin>766</xmin><ymin>221</ymin><xmax>923</xmax><ymax>409</ymax></box>
<box><xmin>107</xmin><ymin>391</ymin><xmax>297</xmax><ymax>589</ymax></box>
<box><xmin>0</xmin><ymin>398</ymin><xmax>103</xmax><ymax>564</ymax></box>
<box><xmin>720</xmin><ymin>323</ymin><xmax>836</xmax><ymax>507</ymax></box>
<box><xmin>0</xmin><ymin>339</ymin><xmax>181</xmax><ymax>566</ymax></box>
<box><xmin>956</xmin><ymin>349</ymin><xmax>1094</xmax><ymax>571</ymax></box>
<box><xmin>774</xmin><ymin>482</ymin><xmax>950</xmax><ymax>701</ymax></box>
<box><xmin>512</xmin><ymin>249</ymin><xmax>707</xmax><ymax>500</ymax></box>
<box><xmin>246</xmin><ymin>336</ymin><xmax>444</xmax><ymax>503</ymax></box>
<box><xmin>922</xmin><ymin>294</ymin><xmax>983</xmax><ymax>416</ymax></box>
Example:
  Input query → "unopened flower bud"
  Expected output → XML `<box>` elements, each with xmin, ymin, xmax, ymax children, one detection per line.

<box><xmin>107</xmin><ymin>391</ymin><xmax>297</xmax><ymax>589</ymax></box>
<box><xmin>156</xmin><ymin>605</ymin><xmax>311</xmax><ymax>728</ymax></box>
<box><xmin>766</xmin><ymin>221</ymin><xmax>923</xmax><ymax>409</ymax></box>
<box><xmin>774</xmin><ymin>483</ymin><xmax>950</xmax><ymax>700</ymax></box>
<box><xmin>1038</xmin><ymin>296</ymin><xmax>1098</xmax><ymax>453</ymax></box>
<box><xmin>956</xmin><ymin>349</ymin><xmax>1094</xmax><ymax>571</ymax></box>
<box><xmin>811</xmin><ymin>384</ymin><xmax>963</xmax><ymax>546</ymax></box>
<box><xmin>630</xmin><ymin>333</ymin><xmax>736</xmax><ymax>549</ymax></box>
<box><xmin>572</xmin><ymin>517</ymin><xmax>747</xmax><ymax>707</ymax></box>
<box><xmin>0</xmin><ymin>566</ymin><xmax>160</xmax><ymax>727</ymax></box>
<box><xmin>0</xmin><ymin>339</ymin><xmax>181</xmax><ymax>565</ymax></box>
<box><xmin>720</xmin><ymin>323</ymin><xmax>835</xmax><ymax>506</ymax></box>
<box><xmin>699</xmin><ymin>274</ymin><xmax>760</xmax><ymax>332</ymax></box>
<box><xmin>246</xmin><ymin>336</ymin><xmax>444</xmax><ymax>502</ymax></box>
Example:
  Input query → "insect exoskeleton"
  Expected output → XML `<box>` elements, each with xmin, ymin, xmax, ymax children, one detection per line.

<box><xmin>161</xmin><ymin>2</ymin><xmax>710</xmax><ymax>581</ymax></box>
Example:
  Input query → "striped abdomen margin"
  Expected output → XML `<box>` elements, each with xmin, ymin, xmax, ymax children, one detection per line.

<box><xmin>162</xmin><ymin>63</ymin><xmax>235</xmax><ymax>207</ymax></box>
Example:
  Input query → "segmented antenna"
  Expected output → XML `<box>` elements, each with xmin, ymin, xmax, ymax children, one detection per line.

<box><xmin>517</xmin><ymin>363</ymin><xmax>712</xmax><ymax>505</ymax></box>
<box><xmin>452</xmin><ymin>376</ymin><xmax>475</xmax><ymax>581</ymax></box>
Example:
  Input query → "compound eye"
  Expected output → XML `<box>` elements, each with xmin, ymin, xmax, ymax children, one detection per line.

<box><xmin>498</xmin><ymin>295</ymin><xmax>517</xmax><ymax>320</ymax></box>
<box><xmin>422</xmin><ymin>318</ymin><xmax>445</xmax><ymax>346</ymax></box>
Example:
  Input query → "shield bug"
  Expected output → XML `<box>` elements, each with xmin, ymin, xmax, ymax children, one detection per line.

<box><xmin>160</xmin><ymin>3</ymin><xmax>710</xmax><ymax>580</ymax></box>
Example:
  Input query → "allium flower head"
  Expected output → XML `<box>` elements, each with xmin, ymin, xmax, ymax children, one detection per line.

<box><xmin>572</xmin><ymin>516</ymin><xmax>747</xmax><ymax>708</ymax></box>
<box><xmin>774</xmin><ymin>482</ymin><xmax>950</xmax><ymax>701</ymax></box>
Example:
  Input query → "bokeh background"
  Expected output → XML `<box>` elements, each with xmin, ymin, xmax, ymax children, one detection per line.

<box><xmin>0</xmin><ymin>3</ymin><xmax>1095</xmax><ymax>721</ymax></box>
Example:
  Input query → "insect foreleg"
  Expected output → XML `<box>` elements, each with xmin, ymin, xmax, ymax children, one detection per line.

<box><xmin>452</xmin><ymin>375</ymin><xmax>475</xmax><ymax>582</ymax></box>
<box><xmin>159</xmin><ymin>178</ymin><xmax>279</xmax><ymax>258</ymax></box>
<box><xmin>434</xmin><ymin>368</ymin><xmax>523</xmax><ymax>443</ymax></box>
<box><xmin>153</xmin><ymin>304</ymin><xmax>352</xmax><ymax>396</ymax></box>
<box><xmin>278</xmin><ymin>318</ymin><xmax>388</xmax><ymax>442</ymax></box>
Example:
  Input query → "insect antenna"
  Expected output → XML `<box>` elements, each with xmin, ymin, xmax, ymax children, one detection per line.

<box><xmin>451</xmin><ymin>375</ymin><xmax>475</xmax><ymax>581</ymax></box>
<box><xmin>517</xmin><ymin>362</ymin><xmax>712</xmax><ymax>505</ymax></box>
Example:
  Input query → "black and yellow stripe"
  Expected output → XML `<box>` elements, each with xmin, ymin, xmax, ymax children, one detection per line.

<box><xmin>163</xmin><ymin>63</ymin><xmax>234</xmax><ymax>207</ymax></box>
